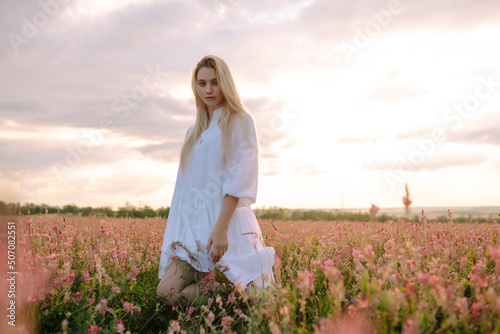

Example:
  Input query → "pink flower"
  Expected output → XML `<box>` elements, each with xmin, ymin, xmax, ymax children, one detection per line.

<box><xmin>417</xmin><ymin>272</ymin><xmax>429</xmax><ymax>284</ymax></box>
<box><xmin>114</xmin><ymin>319</ymin><xmax>125</xmax><ymax>333</ymax></box>
<box><xmin>112</xmin><ymin>286</ymin><xmax>121</xmax><ymax>294</ymax></box>
<box><xmin>405</xmin><ymin>282</ymin><xmax>416</xmax><ymax>298</ymax></box>
<box><xmin>297</xmin><ymin>271</ymin><xmax>315</xmax><ymax>298</ymax></box>
<box><xmin>75</xmin><ymin>292</ymin><xmax>83</xmax><ymax>302</ymax></box>
<box><xmin>206</xmin><ymin>312</ymin><xmax>215</xmax><ymax>324</ymax></box>
<box><xmin>83</xmin><ymin>271</ymin><xmax>91</xmax><ymax>283</ymax></box>
<box><xmin>358</xmin><ymin>297</ymin><xmax>369</xmax><ymax>309</ymax></box>
<box><xmin>221</xmin><ymin>316</ymin><xmax>234</xmax><ymax>328</ymax></box>
<box><xmin>95</xmin><ymin>299</ymin><xmax>107</xmax><ymax>314</ymax></box>
<box><xmin>234</xmin><ymin>280</ymin><xmax>244</xmax><ymax>290</ymax></box>
<box><xmin>471</xmin><ymin>302</ymin><xmax>483</xmax><ymax>321</ymax></box>
<box><xmin>227</xmin><ymin>292</ymin><xmax>236</xmax><ymax>304</ymax></box>
<box><xmin>87</xmin><ymin>324</ymin><xmax>99</xmax><ymax>334</ymax></box>
<box><xmin>170</xmin><ymin>320</ymin><xmax>181</xmax><ymax>333</ymax></box>
<box><xmin>279</xmin><ymin>306</ymin><xmax>289</xmax><ymax>316</ymax></box>
<box><xmin>123</xmin><ymin>301</ymin><xmax>133</xmax><ymax>313</ymax></box>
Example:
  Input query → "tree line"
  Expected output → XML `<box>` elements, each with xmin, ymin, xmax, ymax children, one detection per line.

<box><xmin>0</xmin><ymin>201</ymin><xmax>495</xmax><ymax>223</ymax></box>
<box><xmin>0</xmin><ymin>201</ymin><xmax>170</xmax><ymax>218</ymax></box>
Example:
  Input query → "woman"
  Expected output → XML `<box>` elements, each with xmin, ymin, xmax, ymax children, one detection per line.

<box><xmin>156</xmin><ymin>55</ymin><xmax>275</xmax><ymax>307</ymax></box>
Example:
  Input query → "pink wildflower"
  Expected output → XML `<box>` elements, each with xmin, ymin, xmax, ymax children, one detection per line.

<box><xmin>221</xmin><ymin>316</ymin><xmax>234</xmax><ymax>328</ymax></box>
<box><xmin>114</xmin><ymin>319</ymin><xmax>125</xmax><ymax>334</ymax></box>
<box><xmin>470</xmin><ymin>302</ymin><xmax>483</xmax><ymax>322</ymax></box>
<box><xmin>123</xmin><ymin>301</ymin><xmax>134</xmax><ymax>312</ymax></box>
<box><xmin>297</xmin><ymin>271</ymin><xmax>315</xmax><ymax>298</ymax></box>
<box><xmin>75</xmin><ymin>292</ymin><xmax>83</xmax><ymax>302</ymax></box>
<box><xmin>170</xmin><ymin>320</ymin><xmax>181</xmax><ymax>333</ymax></box>
<box><xmin>206</xmin><ymin>312</ymin><xmax>215</xmax><ymax>324</ymax></box>
<box><xmin>279</xmin><ymin>306</ymin><xmax>289</xmax><ymax>316</ymax></box>
<box><xmin>273</xmin><ymin>257</ymin><xmax>282</xmax><ymax>268</ymax></box>
<box><xmin>87</xmin><ymin>324</ymin><xmax>99</xmax><ymax>334</ymax></box>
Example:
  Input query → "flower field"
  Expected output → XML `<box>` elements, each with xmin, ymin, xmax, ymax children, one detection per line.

<box><xmin>3</xmin><ymin>214</ymin><xmax>500</xmax><ymax>333</ymax></box>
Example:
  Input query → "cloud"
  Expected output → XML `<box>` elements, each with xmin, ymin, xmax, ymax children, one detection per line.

<box><xmin>363</xmin><ymin>82</ymin><xmax>430</xmax><ymax>103</ymax></box>
<box><xmin>363</xmin><ymin>152</ymin><xmax>490</xmax><ymax>171</ymax></box>
<box><xmin>444</xmin><ymin>112</ymin><xmax>500</xmax><ymax>146</ymax></box>
<box><xmin>339</xmin><ymin>135</ymin><xmax>384</xmax><ymax>145</ymax></box>
<box><xmin>1</xmin><ymin>0</ymin><xmax>499</xmax><ymax>207</ymax></box>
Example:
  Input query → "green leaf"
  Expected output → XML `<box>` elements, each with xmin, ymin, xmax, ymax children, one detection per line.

<box><xmin>377</xmin><ymin>293</ymin><xmax>390</xmax><ymax>312</ymax></box>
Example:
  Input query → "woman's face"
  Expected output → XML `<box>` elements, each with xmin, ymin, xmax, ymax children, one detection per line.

<box><xmin>196</xmin><ymin>67</ymin><xmax>224</xmax><ymax>112</ymax></box>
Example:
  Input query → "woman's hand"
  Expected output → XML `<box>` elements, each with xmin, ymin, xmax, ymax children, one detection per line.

<box><xmin>206</xmin><ymin>227</ymin><xmax>228</xmax><ymax>262</ymax></box>
<box><xmin>206</xmin><ymin>195</ymin><xmax>238</xmax><ymax>262</ymax></box>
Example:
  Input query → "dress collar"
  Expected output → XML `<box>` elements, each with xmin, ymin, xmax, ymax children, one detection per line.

<box><xmin>213</xmin><ymin>107</ymin><xmax>223</xmax><ymax>117</ymax></box>
<box><xmin>209</xmin><ymin>107</ymin><xmax>223</xmax><ymax>124</ymax></box>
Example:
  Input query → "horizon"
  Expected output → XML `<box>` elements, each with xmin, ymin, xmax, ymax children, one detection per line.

<box><xmin>4</xmin><ymin>199</ymin><xmax>499</xmax><ymax>215</ymax></box>
<box><xmin>1</xmin><ymin>0</ymin><xmax>499</xmax><ymax>209</ymax></box>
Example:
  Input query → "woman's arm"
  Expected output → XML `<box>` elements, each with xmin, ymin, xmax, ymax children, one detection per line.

<box><xmin>206</xmin><ymin>194</ymin><xmax>239</xmax><ymax>262</ymax></box>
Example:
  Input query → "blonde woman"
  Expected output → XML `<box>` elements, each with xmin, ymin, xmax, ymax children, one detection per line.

<box><xmin>156</xmin><ymin>55</ymin><xmax>275</xmax><ymax>307</ymax></box>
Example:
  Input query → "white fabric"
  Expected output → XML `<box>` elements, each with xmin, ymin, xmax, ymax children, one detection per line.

<box><xmin>158</xmin><ymin>107</ymin><xmax>275</xmax><ymax>287</ymax></box>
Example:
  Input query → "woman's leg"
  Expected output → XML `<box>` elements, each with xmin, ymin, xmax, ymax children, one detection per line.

<box><xmin>156</xmin><ymin>260</ymin><xmax>197</xmax><ymax>307</ymax></box>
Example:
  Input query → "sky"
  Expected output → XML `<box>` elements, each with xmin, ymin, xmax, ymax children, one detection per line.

<box><xmin>1</xmin><ymin>0</ymin><xmax>499</xmax><ymax>210</ymax></box>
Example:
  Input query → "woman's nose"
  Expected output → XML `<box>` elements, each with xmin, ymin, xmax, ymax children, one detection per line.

<box><xmin>206</xmin><ymin>84</ymin><xmax>213</xmax><ymax>93</ymax></box>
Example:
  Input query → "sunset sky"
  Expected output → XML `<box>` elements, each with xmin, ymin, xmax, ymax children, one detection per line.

<box><xmin>1</xmin><ymin>0</ymin><xmax>499</xmax><ymax>210</ymax></box>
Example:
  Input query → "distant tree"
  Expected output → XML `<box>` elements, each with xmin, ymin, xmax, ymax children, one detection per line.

<box><xmin>80</xmin><ymin>206</ymin><xmax>93</xmax><ymax>216</ymax></box>
<box><xmin>94</xmin><ymin>206</ymin><xmax>114</xmax><ymax>217</ymax></box>
<box><xmin>0</xmin><ymin>201</ymin><xmax>10</xmax><ymax>215</ymax></box>
<box><xmin>63</xmin><ymin>204</ymin><xmax>79</xmax><ymax>214</ymax></box>
<box><xmin>157</xmin><ymin>206</ymin><xmax>170</xmax><ymax>218</ymax></box>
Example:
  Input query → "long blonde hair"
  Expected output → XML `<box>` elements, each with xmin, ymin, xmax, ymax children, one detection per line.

<box><xmin>180</xmin><ymin>55</ymin><xmax>259</xmax><ymax>174</ymax></box>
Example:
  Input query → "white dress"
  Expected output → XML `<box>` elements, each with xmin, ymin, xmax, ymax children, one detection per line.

<box><xmin>158</xmin><ymin>107</ymin><xmax>275</xmax><ymax>288</ymax></box>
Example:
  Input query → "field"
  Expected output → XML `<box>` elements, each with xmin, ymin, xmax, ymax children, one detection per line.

<box><xmin>2</xmin><ymin>215</ymin><xmax>499</xmax><ymax>333</ymax></box>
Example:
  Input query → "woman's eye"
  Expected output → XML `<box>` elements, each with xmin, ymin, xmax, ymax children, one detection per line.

<box><xmin>199</xmin><ymin>82</ymin><xmax>206</xmax><ymax>87</ymax></box>
<box><xmin>213</xmin><ymin>82</ymin><xmax>218</xmax><ymax>86</ymax></box>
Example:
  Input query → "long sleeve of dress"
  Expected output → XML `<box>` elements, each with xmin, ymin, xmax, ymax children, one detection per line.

<box><xmin>221</xmin><ymin>113</ymin><xmax>258</xmax><ymax>208</ymax></box>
